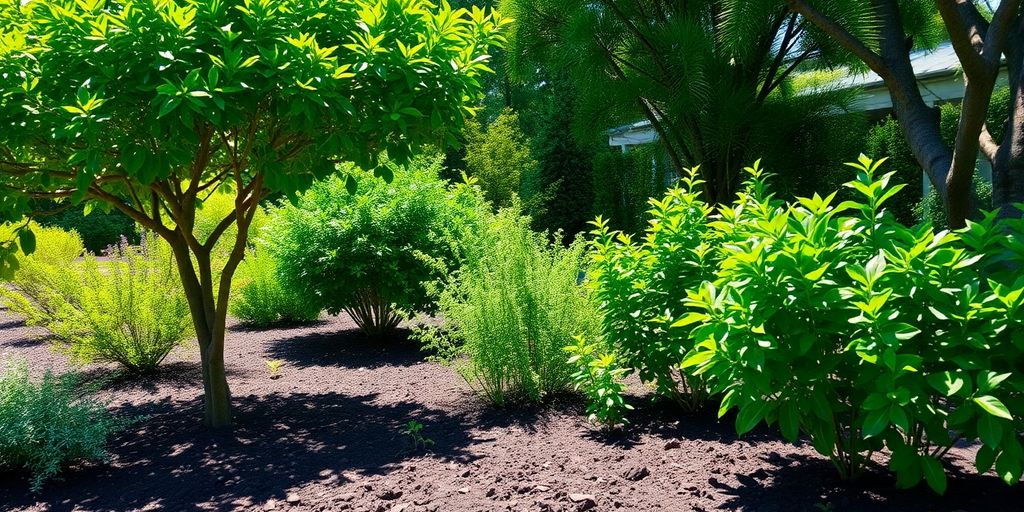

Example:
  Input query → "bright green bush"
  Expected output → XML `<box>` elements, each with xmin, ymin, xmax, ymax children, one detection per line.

<box><xmin>0</xmin><ymin>358</ymin><xmax>121</xmax><ymax>491</ymax></box>
<box><xmin>52</xmin><ymin>234</ymin><xmax>193</xmax><ymax>373</ymax></box>
<box><xmin>678</xmin><ymin>156</ymin><xmax>1024</xmax><ymax>493</ymax></box>
<box><xmin>4</xmin><ymin>232</ymin><xmax>193</xmax><ymax>374</ymax></box>
<box><xmin>588</xmin><ymin>170</ymin><xmax>716</xmax><ymax>411</ymax></box>
<box><xmin>565</xmin><ymin>335</ymin><xmax>632</xmax><ymax>428</ymax></box>
<box><xmin>463</xmin><ymin>108</ymin><xmax>538</xmax><ymax>210</ymax></box>
<box><xmin>420</xmin><ymin>209</ymin><xmax>600</xmax><ymax>405</ymax></box>
<box><xmin>1</xmin><ymin>224</ymin><xmax>86</xmax><ymax>326</ymax></box>
<box><xmin>267</xmin><ymin>154</ymin><xmax>485</xmax><ymax>337</ymax></box>
<box><xmin>230</xmin><ymin>246</ymin><xmax>321</xmax><ymax>326</ymax></box>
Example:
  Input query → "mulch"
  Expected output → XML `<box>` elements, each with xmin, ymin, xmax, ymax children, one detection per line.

<box><xmin>0</xmin><ymin>306</ymin><xmax>1021</xmax><ymax>512</ymax></box>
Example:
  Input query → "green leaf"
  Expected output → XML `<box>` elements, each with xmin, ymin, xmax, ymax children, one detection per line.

<box><xmin>861</xmin><ymin>407</ymin><xmax>889</xmax><ymax>437</ymax></box>
<box><xmin>920</xmin><ymin>456</ymin><xmax>947</xmax><ymax>495</ymax></box>
<box><xmin>735</xmin><ymin>401</ymin><xmax>766</xmax><ymax>435</ymax></box>
<box><xmin>977</xmin><ymin>413</ymin><xmax>1003</xmax><ymax>448</ymax></box>
<box><xmin>978</xmin><ymin>371</ymin><xmax>1012</xmax><ymax>393</ymax></box>
<box><xmin>17</xmin><ymin>229</ymin><xmax>36</xmax><ymax>255</ymax></box>
<box><xmin>778</xmin><ymin>402</ymin><xmax>800</xmax><ymax>442</ymax></box>
<box><xmin>974</xmin><ymin>395</ymin><xmax>1013</xmax><ymax>420</ymax></box>
<box><xmin>345</xmin><ymin>174</ymin><xmax>358</xmax><ymax>195</ymax></box>
<box><xmin>976</xmin><ymin>445</ymin><xmax>996</xmax><ymax>473</ymax></box>
<box><xmin>926</xmin><ymin>371</ymin><xmax>965</xmax><ymax>397</ymax></box>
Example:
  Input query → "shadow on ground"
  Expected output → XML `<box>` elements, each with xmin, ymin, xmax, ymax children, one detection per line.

<box><xmin>0</xmin><ymin>392</ymin><xmax>477</xmax><ymax>511</ymax></box>
<box><xmin>265</xmin><ymin>326</ymin><xmax>426</xmax><ymax>370</ymax></box>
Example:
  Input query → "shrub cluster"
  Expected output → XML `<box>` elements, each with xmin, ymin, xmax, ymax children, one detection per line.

<box><xmin>3</xmin><ymin>232</ymin><xmax>193</xmax><ymax>374</ymax></box>
<box><xmin>0</xmin><ymin>358</ymin><xmax>122</xmax><ymax>491</ymax></box>
<box><xmin>230</xmin><ymin>246</ymin><xmax>321</xmax><ymax>327</ymax></box>
<box><xmin>264</xmin><ymin>154</ymin><xmax>485</xmax><ymax>336</ymax></box>
<box><xmin>420</xmin><ymin>208</ymin><xmax>600</xmax><ymax>406</ymax></box>
<box><xmin>587</xmin><ymin>170</ymin><xmax>717</xmax><ymax>410</ymax></box>
<box><xmin>669</xmin><ymin>156</ymin><xmax>1024</xmax><ymax>493</ymax></box>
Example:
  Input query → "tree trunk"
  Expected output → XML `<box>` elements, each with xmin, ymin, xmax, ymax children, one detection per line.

<box><xmin>992</xmin><ymin>54</ymin><xmax>1024</xmax><ymax>218</ymax></box>
<box><xmin>197</xmin><ymin>323</ymin><xmax>232</xmax><ymax>427</ymax></box>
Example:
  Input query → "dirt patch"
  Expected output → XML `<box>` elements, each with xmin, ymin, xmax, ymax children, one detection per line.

<box><xmin>0</xmin><ymin>308</ymin><xmax>1019</xmax><ymax>511</ymax></box>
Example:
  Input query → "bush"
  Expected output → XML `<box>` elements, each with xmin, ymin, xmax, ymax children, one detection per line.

<box><xmin>565</xmin><ymin>336</ymin><xmax>632</xmax><ymax>428</ymax></box>
<box><xmin>419</xmin><ymin>209</ymin><xmax>600</xmax><ymax>405</ymax></box>
<box><xmin>463</xmin><ymin>108</ymin><xmax>538</xmax><ymax>210</ymax></box>
<box><xmin>678</xmin><ymin>156</ymin><xmax>1024</xmax><ymax>493</ymax></box>
<box><xmin>35</xmin><ymin>202</ymin><xmax>139</xmax><ymax>254</ymax></box>
<box><xmin>267</xmin><ymin>154</ymin><xmax>485</xmax><ymax>337</ymax></box>
<box><xmin>0</xmin><ymin>224</ymin><xmax>86</xmax><ymax>326</ymax></box>
<box><xmin>4</xmin><ymin>232</ymin><xmax>193</xmax><ymax>374</ymax></box>
<box><xmin>588</xmin><ymin>170</ymin><xmax>717</xmax><ymax>411</ymax></box>
<box><xmin>230</xmin><ymin>246</ymin><xmax>321</xmax><ymax>326</ymax></box>
<box><xmin>0</xmin><ymin>358</ymin><xmax>121</xmax><ymax>491</ymax></box>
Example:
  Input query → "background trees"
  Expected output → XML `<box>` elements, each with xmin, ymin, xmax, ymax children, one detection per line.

<box><xmin>785</xmin><ymin>0</ymin><xmax>1023</xmax><ymax>226</ymax></box>
<box><xmin>0</xmin><ymin>0</ymin><xmax>506</xmax><ymax>427</ymax></box>
<box><xmin>502</xmin><ymin>0</ymin><xmax>864</xmax><ymax>204</ymax></box>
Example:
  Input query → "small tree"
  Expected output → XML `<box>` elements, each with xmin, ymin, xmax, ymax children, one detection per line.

<box><xmin>0</xmin><ymin>0</ymin><xmax>507</xmax><ymax>427</ymax></box>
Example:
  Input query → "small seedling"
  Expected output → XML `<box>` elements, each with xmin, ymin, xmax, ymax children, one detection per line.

<box><xmin>265</xmin><ymin>359</ymin><xmax>284</xmax><ymax>379</ymax></box>
<box><xmin>400</xmin><ymin>420</ymin><xmax>434</xmax><ymax>451</ymax></box>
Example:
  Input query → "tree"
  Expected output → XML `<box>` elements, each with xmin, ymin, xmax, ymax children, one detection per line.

<box><xmin>784</xmin><ymin>0</ymin><xmax>1023</xmax><ymax>227</ymax></box>
<box><xmin>463</xmin><ymin>108</ymin><xmax>537</xmax><ymax>209</ymax></box>
<box><xmin>502</xmin><ymin>0</ymin><xmax>862</xmax><ymax>204</ymax></box>
<box><xmin>0</xmin><ymin>0</ymin><xmax>507</xmax><ymax>427</ymax></box>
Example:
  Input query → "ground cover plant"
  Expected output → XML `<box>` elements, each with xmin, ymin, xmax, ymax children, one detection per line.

<box><xmin>266</xmin><ymin>154</ymin><xmax>486</xmax><ymax>337</ymax></box>
<box><xmin>0</xmin><ymin>358</ymin><xmax>122</xmax><ymax>492</ymax></box>
<box><xmin>0</xmin><ymin>0</ymin><xmax>508</xmax><ymax>426</ymax></box>
<box><xmin>678</xmin><ymin>156</ymin><xmax>1024</xmax><ymax>493</ymax></box>
<box><xmin>420</xmin><ymin>208</ymin><xmax>600</xmax><ymax>406</ymax></box>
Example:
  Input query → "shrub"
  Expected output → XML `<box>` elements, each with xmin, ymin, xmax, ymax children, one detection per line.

<box><xmin>0</xmin><ymin>224</ymin><xmax>86</xmax><ymax>326</ymax></box>
<box><xmin>0</xmin><ymin>358</ymin><xmax>121</xmax><ymax>491</ymax></box>
<box><xmin>51</xmin><ymin>235</ymin><xmax>193</xmax><ymax>373</ymax></box>
<box><xmin>4</xmin><ymin>232</ymin><xmax>193</xmax><ymax>374</ymax></box>
<box><xmin>463</xmin><ymin>108</ymin><xmax>538</xmax><ymax>210</ymax></box>
<box><xmin>420</xmin><ymin>209</ymin><xmax>600</xmax><ymax>405</ymax></box>
<box><xmin>565</xmin><ymin>336</ymin><xmax>632</xmax><ymax>428</ymax></box>
<box><xmin>267</xmin><ymin>154</ymin><xmax>485</xmax><ymax>337</ymax></box>
<box><xmin>35</xmin><ymin>202</ymin><xmax>139</xmax><ymax>254</ymax></box>
<box><xmin>679</xmin><ymin>156</ymin><xmax>1024</xmax><ymax>493</ymax></box>
<box><xmin>587</xmin><ymin>170</ymin><xmax>716</xmax><ymax>411</ymax></box>
<box><xmin>230</xmin><ymin>246</ymin><xmax>321</xmax><ymax>326</ymax></box>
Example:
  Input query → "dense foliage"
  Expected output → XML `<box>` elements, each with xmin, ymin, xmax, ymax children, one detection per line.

<box><xmin>267</xmin><ymin>155</ymin><xmax>485</xmax><ymax>337</ymax></box>
<box><xmin>420</xmin><ymin>209</ymin><xmax>600</xmax><ymax>405</ymax></box>
<box><xmin>0</xmin><ymin>0</ymin><xmax>508</xmax><ymax>426</ymax></box>
<box><xmin>36</xmin><ymin>203</ymin><xmax>139</xmax><ymax>254</ymax></box>
<box><xmin>0</xmin><ymin>358</ymin><xmax>122</xmax><ymax>491</ymax></box>
<box><xmin>676</xmin><ymin>157</ymin><xmax>1024</xmax><ymax>493</ymax></box>
<box><xmin>565</xmin><ymin>335</ymin><xmax>632</xmax><ymax>428</ymax></box>
<box><xmin>231</xmin><ymin>246</ymin><xmax>321</xmax><ymax>327</ymax></box>
<box><xmin>5</xmin><ymin>232</ymin><xmax>193</xmax><ymax>374</ymax></box>
<box><xmin>462</xmin><ymin>109</ymin><xmax>538</xmax><ymax>211</ymax></box>
<box><xmin>588</xmin><ymin>170</ymin><xmax>717</xmax><ymax>410</ymax></box>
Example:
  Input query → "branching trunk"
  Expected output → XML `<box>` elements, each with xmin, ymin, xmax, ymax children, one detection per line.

<box><xmin>992</xmin><ymin>51</ymin><xmax>1024</xmax><ymax>216</ymax></box>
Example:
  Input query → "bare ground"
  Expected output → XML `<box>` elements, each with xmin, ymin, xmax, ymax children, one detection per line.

<box><xmin>0</xmin><ymin>307</ymin><xmax>1021</xmax><ymax>512</ymax></box>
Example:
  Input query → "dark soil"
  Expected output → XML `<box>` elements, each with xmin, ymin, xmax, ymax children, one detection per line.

<box><xmin>1</xmin><ymin>307</ymin><xmax>1021</xmax><ymax>512</ymax></box>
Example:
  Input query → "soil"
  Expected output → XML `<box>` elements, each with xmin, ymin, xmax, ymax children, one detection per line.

<box><xmin>1</xmin><ymin>307</ymin><xmax>1022</xmax><ymax>512</ymax></box>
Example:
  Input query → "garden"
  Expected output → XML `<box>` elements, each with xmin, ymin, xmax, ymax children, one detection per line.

<box><xmin>2</xmin><ymin>0</ymin><xmax>1024</xmax><ymax>511</ymax></box>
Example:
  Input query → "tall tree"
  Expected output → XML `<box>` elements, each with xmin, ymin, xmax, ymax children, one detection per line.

<box><xmin>502</xmin><ymin>0</ymin><xmax>861</xmax><ymax>204</ymax></box>
<box><xmin>785</xmin><ymin>0</ymin><xmax>1023</xmax><ymax>226</ymax></box>
<box><xmin>0</xmin><ymin>0</ymin><xmax>507</xmax><ymax>427</ymax></box>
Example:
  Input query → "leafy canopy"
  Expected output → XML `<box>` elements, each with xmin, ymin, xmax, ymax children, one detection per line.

<box><xmin>0</xmin><ymin>0</ymin><xmax>508</xmax><ymax>271</ymax></box>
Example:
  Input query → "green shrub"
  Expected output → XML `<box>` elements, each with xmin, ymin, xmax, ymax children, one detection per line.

<box><xmin>463</xmin><ymin>108</ymin><xmax>538</xmax><ymax>211</ymax></box>
<box><xmin>420</xmin><ymin>209</ymin><xmax>600</xmax><ymax>405</ymax></box>
<box><xmin>0</xmin><ymin>224</ymin><xmax>86</xmax><ymax>326</ymax></box>
<box><xmin>35</xmin><ymin>202</ymin><xmax>139</xmax><ymax>254</ymax></box>
<box><xmin>679</xmin><ymin>156</ymin><xmax>1024</xmax><ymax>493</ymax></box>
<box><xmin>565</xmin><ymin>335</ymin><xmax>632</xmax><ymax>428</ymax></box>
<box><xmin>4</xmin><ymin>232</ymin><xmax>193</xmax><ymax>374</ymax></box>
<box><xmin>230</xmin><ymin>246</ymin><xmax>321</xmax><ymax>326</ymax></box>
<box><xmin>267</xmin><ymin>154</ymin><xmax>485</xmax><ymax>337</ymax></box>
<box><xmin>587</xmin><ymin>169</ymin><xmax>716</xmax><ymax>411</ymax></box>
<box><xmin>0</xmin><ymin>358</ymin><xmax>121</xmax><ymax>491</ymax></box>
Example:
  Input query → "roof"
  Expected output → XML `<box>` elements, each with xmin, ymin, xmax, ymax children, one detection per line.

<box><xmin>836</xmin><ymin>42</ymin><xmax>961</xmax><ymax>90</ymax></box>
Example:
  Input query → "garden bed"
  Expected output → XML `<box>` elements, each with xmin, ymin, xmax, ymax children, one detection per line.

<box><xmin>0</xmin><ymin>308</ymin><xmax>1019</xmax><ymax>512</ymax></box>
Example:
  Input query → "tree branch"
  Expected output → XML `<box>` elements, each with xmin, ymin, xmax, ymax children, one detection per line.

<box><xmin>979</xmin><ymin>123</ymin><xmax>1000</xmax><ymax>162</ymax></box>
<box><xmin>785</xmin><ymin>0</ymin><xmax>887</xmax><ymax>76</ymax></box>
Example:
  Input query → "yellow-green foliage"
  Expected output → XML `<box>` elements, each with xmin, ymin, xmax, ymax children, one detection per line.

<box><xmin>1</xmin><ymin>224</ymin><xmax>85</xmax><ymax>326</ymax></box>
